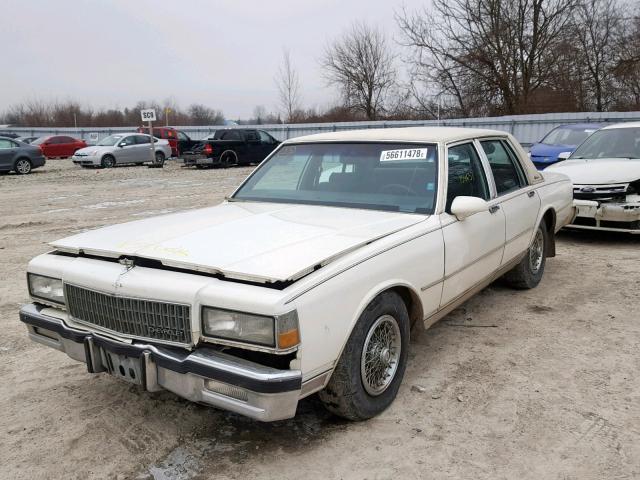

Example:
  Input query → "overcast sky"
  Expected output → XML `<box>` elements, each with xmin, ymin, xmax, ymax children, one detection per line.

<box><xmin>1</xmin><ymin>0</ymin><xmax>426</xmax><ymax>119</ymax></box>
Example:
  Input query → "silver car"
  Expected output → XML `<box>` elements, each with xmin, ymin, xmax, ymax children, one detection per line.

<box><xmin>72</xmin><ymin>133</ymin><xmax>172</xmax><ymax>168</ymax></box>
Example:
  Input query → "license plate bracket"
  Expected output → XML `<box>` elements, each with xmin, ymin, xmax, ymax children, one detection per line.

<box><xmin>99</xmin><ymin>348</ymin><xmax>144</xmax><ymax>386</ymax></box>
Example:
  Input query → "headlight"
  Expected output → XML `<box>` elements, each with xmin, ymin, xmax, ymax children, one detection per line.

<box><xmin>28</xmin><ymin>273</ymin><xmax>64</xmax><ymax>305</ymax></box>
<box><xmin>201</xmin><ymin>307</ymin><xmax>299</xmax><ymax>350</ymax></box>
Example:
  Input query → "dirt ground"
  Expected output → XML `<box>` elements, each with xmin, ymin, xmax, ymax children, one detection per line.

<box><xmin>0</xmin><ymin>159</ymin><xmax>638</xmax><ymax>480</ymax></box>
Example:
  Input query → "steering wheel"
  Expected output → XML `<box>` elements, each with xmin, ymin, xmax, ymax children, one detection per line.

<box><xmin>379</xmin><ymin>183</ymin><xmax>417</xmax><ymax>196</ymax></box>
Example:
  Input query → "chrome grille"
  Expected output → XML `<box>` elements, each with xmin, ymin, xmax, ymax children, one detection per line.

<box><xmin>65</xmin><ymin>284</ymin><xmax>191</xmax><ymax>344</ymax></box>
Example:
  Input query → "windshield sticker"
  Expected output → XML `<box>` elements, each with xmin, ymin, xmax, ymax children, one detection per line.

<box><xmin>380</xmin><ymin>148</ymin><xmax>428</xmax><ymax>162</ymax></box>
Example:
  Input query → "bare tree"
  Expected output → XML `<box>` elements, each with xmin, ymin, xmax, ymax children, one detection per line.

<box><xmin>320</xmin><ymin>22</ymin><xmax>397</xmax><ymax>120</ymax></box>
<box><xmin>397</xmin><ymin>0</ymin><xmax>579</xmax><ymax>115</ymax></box>
<box><xmin>572</xmin><ymin>0</ymin><xmax>624</xmax><ymax>111</ymax></box>
<box><xmin>275</xmin><ymin>49</ymin><xmax>301</xmax><ymax>122</ymax></box>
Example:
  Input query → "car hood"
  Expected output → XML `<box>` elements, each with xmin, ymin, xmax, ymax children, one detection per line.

<box><xmin>529</xmin><ymin>143</ymin><xmax>575</xmax><ymax>159</ymax></box>
<box><xmin>546</xmin><ymin>158</ymin><xmax>640</xmax><ymax>184</ymax></box>
<box><xmin>75</xmin><ymin>145</ymin><xmax>114</xmax><ymax>154</ymax></box>
<box><xmin>51</xmin><ymin>201</ymin><xmax>425</xmax><ymax>284</ymax></box>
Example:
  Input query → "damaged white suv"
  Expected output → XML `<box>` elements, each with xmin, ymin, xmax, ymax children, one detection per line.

<box><xmin>21</xmin><ymin>127</ymin><xmax>574</xmax><ymax>421</ymax></box>
<box><xmin>548</xmin><ymin>122</ymin><xmax>640</xmax><ymax>233</ymax></box>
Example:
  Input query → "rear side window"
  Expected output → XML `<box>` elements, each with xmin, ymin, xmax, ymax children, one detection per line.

<box><xmin>59</xmin><ymin>136</ymin><xmax>74</xmax><ymax>143</ymax></box>
<box><xmin>220</xmin><ymin>130</ymin><xmax>241</xmax><ymax>140</ymax></box>
<box><xmin>0</xmin><ymin>139</ymin><xmax>14</xmax><ymax>148</ymax></box>
<box><xmin>135</xmin><ymin>135</ymin><xmax>150</xmax><ymax>144</ymax></box>
<box><xmin>246</xmin><ymin>130</ymin><xmax>259</xmax><ymax>141</ymax></box>
<box><xmin>480</xmin><ymin>140</ymin><xmax>526</xmax><ymax>195</ymax></box>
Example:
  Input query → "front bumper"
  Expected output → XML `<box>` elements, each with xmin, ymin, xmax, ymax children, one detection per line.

<box><xmin>20</xmin><ymin>303</ymin><xmax>302</xmax><ymax>421</ymax></box>
<box><xmin>72</xmin><ymin>155</ymin><xmax>100</xmax><ymax>166</ymax></box>
<box><xmin>568</xmin><ymin>199</ymin><xmax>640</xmax><ymax>233</ymax></box>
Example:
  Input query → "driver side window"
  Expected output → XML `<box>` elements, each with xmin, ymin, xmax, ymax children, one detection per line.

<box><xmin>446</xmin><ymin>143</ymin><xmax>489</xmax><ymax>212</ymax></box>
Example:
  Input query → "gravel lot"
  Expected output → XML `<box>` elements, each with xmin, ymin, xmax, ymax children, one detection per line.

<box><xmin>1</xmin><ymin>159</ymin><xmax>639</xmax><ymax>480</ymax></box>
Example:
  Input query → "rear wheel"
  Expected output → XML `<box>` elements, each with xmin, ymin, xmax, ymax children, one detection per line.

<box><xmin>149</xmin><ymin>151</ymin><xmax>165</xmax><ymax>168</ymax></box>
<box><xmin>220</xmin><ymin>150</ymin><xmax>237</xmax><ymax>168</ymax></box>
<box><xmin>14</xmin><ymin>158</ymin><xmax>32</xmax><ymax>175</ymax></box>
<box><xmin>101</xmin><ymin>155</ymin><xmax>115</xmax><ymax>168</ymax></box>
<box><xmin>319</xmin><ymin>291</ymin><xmax>409</xmax><ymax>421</ymax></box>
<box><xmin>503</xmin><ymin>222</ymin><xmax>547</xmax><ymax>289</ymax></box>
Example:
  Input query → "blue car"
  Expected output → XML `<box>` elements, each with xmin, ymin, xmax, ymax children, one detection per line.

<box><xmin>529</xmin><ymin>123</ymin><xmax>602</xmax><ymax>170</ymax></box>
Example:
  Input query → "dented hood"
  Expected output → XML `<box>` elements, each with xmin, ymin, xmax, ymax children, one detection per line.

<box><xmin>51</xmin><ymin>201</ymin><xmax>425</xmax><ymax>284</ymax></box>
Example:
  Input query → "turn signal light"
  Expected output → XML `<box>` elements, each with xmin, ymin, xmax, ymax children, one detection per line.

<box><xmin>203</xmin><ymin>144</ymin><xmax>213</xmax><ymax>155</ymax></box>
<box><xmin>278</xmin><ymin>328</ymin><xmax>300</xmax><ymax>349</ymax></box>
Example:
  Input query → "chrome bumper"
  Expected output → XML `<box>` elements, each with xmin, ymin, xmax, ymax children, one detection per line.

<box><xmin>20</xmin><ymin>304</ymin><xmax>302</xmax><ymax>421</ymax></box>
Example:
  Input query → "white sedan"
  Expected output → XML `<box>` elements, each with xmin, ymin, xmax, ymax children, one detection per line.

<box><xmin>548</xmin><ymin>122</ymin><xmax>640</xmax><ymax>233</ymax></box>
<box><xmin>20</xmin><ymin>127</ymin><xmax>574</xmax><ymax>421</ymax></box>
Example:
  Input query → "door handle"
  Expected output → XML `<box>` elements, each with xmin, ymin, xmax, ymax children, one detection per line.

<box><xmin>489</xmin><ymin>205</ymin><xmax>500</xmax><ymax>214</ymax></box>
<box><xmin>527</xmin><ymin>191</ymin><xmax>535</xmax><ymax>198</ymax></box>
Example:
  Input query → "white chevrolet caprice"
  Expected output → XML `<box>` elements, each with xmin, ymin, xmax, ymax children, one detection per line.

<box><xmin>21</xmin><ymin>127</ymin><xmax>575</xmax><ymax>421</ymax></box>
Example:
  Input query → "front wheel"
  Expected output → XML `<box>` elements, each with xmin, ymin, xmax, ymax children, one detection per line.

<box><xmin>319</xmin><ymin>291</ymin><xmax>410</xmax><ymax>421</ymax></box>
<box><xmin>503</xmin><ymin>222</ymin><xmax>547</xmax><ymax>289</ymax></box>
<box><xmin>101</xmin><ymin>155</ymin><xmax>115</xmax><ymax>168</ymax></box>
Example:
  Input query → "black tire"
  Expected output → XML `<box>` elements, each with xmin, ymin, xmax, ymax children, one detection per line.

<box><xmin>101</xmin><ymin>155</ymin><xmax>115</xmax><ymax>168</ymax></box>
<box><xmin>149</xmin><ymin>151</ymin><xmax>165</xmax><ymax>168</ymax></box>
<box><xmin>503</xmin><ymin>221</ymin><xmax>547</xmax><ymax>289</ymax></box>
<box><xmin>14</xmin><ymin>158</ymin><xmax>32</xmax><ymax>175</ymax></box>
<box><xmin>135</xmin><ymin>162</ymin><xmax>144</xmax><ymax>166</ymax></box>
<box><xmin>220</xmin><ymin>150</ymin><xmax>237</xmax><ymax>168</ymax></box>
<box><xmin>318</xmin><ymin>291</ymin><xmax>410</xmax><ymax>421</ymax></box>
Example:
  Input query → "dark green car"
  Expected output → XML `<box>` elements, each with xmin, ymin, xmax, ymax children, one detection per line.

<box><xmin>0</xmin><ymin>136</ymin><xmax>46</xmax><ymax>174</ymax></box>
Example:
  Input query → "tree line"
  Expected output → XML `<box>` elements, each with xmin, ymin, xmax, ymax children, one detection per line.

<box><xmin>2</xmin><ymin>0</ymin><xmax>639</xmax><ymax>127</ymax></box>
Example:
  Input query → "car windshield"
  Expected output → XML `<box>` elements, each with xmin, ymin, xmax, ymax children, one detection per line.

<box><xmin>541</xmin><ymin>127</ymin><xmax>597</xmax><ymax>146</ymax></box>
<box><xmin>571</xmin><ymin>127</ymin><xmax>640</xmax><ymax>159</ymax></box>
<box><xmin>232</xmin><ymin>142</ymin><xmax>439</xmax><ymax>214</ymax></box>
<box><xmin>97</xmin><ymin>134</ymin><xmax>124</xmax><ymax>146</ymax></box>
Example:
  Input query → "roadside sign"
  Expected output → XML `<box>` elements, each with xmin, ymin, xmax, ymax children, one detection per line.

<box><xmin>88</xmin><ymin>132</ymin><xmax>99</xmax><ymax>142</ymax></box>
<box><xmin>141</xmin><ymin>109</ymin><xmax>157</xmax><ymax>122</ymax></box>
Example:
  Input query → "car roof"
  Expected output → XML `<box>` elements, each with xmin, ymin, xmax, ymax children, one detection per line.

<box><xmin>602</xmin><ymin>121</ymin><xmax>640</xmax><ymax>130</ymax></box>
<box><xmin>552</xmin><ymin>123</ymin><xmax>603</xmax><ymax>130</ymax></box>
<box><xmin>288</xmin><ymin>126</ymin><xmax>509</xmax><ymax>144</ymax></box>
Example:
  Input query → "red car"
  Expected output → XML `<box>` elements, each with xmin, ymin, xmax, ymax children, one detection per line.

<box><xmin>136</xmin><ymin>126</ymin><xmax>197</xmax><ymax>157</ymax></box>
<box><xmin>32</xmin><ymin>135</ymin><xmax>87</xmax><ymax>158</ymax></box>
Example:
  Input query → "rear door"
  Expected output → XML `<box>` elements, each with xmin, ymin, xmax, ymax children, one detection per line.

<box><xmin>58</xmin><ymin>136</ymin><xmax>76</xmax><ymax>156</ymax></box>
<box><xmin>440</xmin><ymin>142</ymin><xmax>506</xmax><ymax>306</ymax></box>
<box><xmin>0</xmin><ymin>138</ymin><xmax>16</xmax><ymax>169</ymax></box>
<box><xmin>479</xmin><ymin>138</ymin><xmax>540</xmax><ymax>265</ymax></box>
<box><xmin>134</xmin><ymin>135</ymin><xmax>153</xmax><ymax>162</ymax></box>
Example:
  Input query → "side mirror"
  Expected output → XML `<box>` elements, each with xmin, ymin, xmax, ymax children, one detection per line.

<box><xmin>557</xmin><ymin>151</ymin><xmax>571</xmax><ymax>160</ymax></box>
<box><xmin>450</xmin><ymin>196</ymin><xmax>489</xmax><ymax>221</ymax></box>
<box><xmin>118</xmin><ymin>142</ymin><xmax>126</xmax><ymax>147</ymax></box>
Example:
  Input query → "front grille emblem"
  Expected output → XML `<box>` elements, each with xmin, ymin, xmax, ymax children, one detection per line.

<box><xmin>118</xmin><ymin>257</ymin><xmax>135</xmax><ymax>270</ymax></box>
<box><xmin>580</xmin><ymin>186</ymin><xmax>596</xmax><ymax>193</ymax></box>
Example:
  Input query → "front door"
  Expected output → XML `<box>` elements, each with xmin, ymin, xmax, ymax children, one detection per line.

<box><xmin>440</xmin><ymin>142</ymin><xmax>506</xmax><ymax>307</ymax></box>
<box><xmin>115</xmin><ymin>135</ymin><xmax>137</xmax><ymax>163</ymax></box>
<box><xmin>479</xmin><ymin>139</ymin><xmax>540</xmax><ymax>265</ymax></box>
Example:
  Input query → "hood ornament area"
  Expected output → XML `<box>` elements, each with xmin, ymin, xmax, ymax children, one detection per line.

<box><xmin>118</xmin><ymin>257</ymin><xmax>135</xmax><ymax>271</ymax></box>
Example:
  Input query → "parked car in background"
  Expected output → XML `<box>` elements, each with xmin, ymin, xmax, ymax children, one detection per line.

<box><xmin>136</xmin><ymin>126</ymin><xmax>198</xmax><ymax>157</ymax></box>
<box><xmin>19</xmin><ymin>127</ymin><xmax>575</xmax><ymax>422</ymax></box>
<box><xmin>72</xmin><ymin>133</ymin><xmax>171</xmax><ymax>168</ymax></box>
<box><xmin>183</xmin><ymin>128</ymin><xmax>279</xmax><ymax>168</ymax></box>
<box><xmin>547</xmin><ymin>122</ymin><xmax>640</xmax><ymax>233</ymax></box>
<box><xmin>0</xmin><ymin>136</ymin><xmax>46</xmax><ymax>174</ymax></box>
<box><xmin>15</xmin><ymin>136</ymin><xmax>39</xmax><ymax>144</ymax></box>
<box><xmin>529</xmin><ymin>123</ymin><xmax>602</xmax><ymax>170</ymax></box>
<box><xmin>31</xmin><ymin>135</ymin><xmax>87</xmax><ymax>158</ymax></box>
<box><xmin>0</xmin><ymin>131</ymin><xmax>19</xmax><ymax>139</ymax></box>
